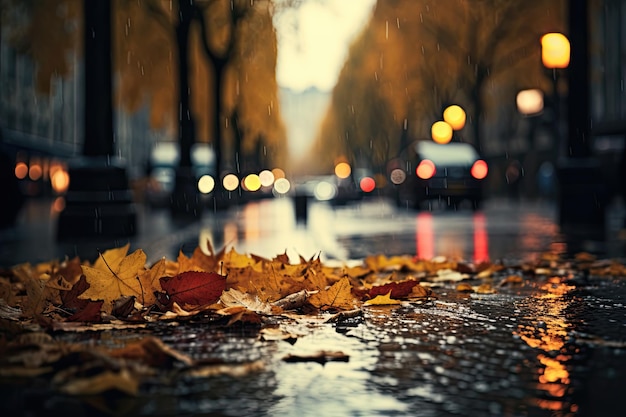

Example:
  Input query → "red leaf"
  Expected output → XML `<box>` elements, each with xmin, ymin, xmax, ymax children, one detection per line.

<box><xmin>368</xmin><ymin>280</ymin><xmax>418</xmax><ymax>299</ymax></box>
<box><xmin>160</xmin><ymin>271</ymin><xmax>226</xmax><ymax>306</ymax></box>
<box><xmin>66</xmin><ymin>300</ymin><xmax>104</xmax><ymax>322</ymax></box>
<box><xmin>62</xmin><ymin>275</ymin><xmax>92</xmax><ymax>309</ymax></box>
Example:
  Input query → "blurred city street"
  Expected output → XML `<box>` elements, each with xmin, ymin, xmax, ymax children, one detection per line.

<box><xmin>2</xmin><ymin>194</ymin><xmax>626</xmax><ymax>269</ymax></box>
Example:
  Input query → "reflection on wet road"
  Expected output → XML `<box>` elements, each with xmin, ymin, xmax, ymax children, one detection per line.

<box><xmin>179</xmin><ymin>196</ymin><xmax>621</xmax><ymax>266</ymax></box>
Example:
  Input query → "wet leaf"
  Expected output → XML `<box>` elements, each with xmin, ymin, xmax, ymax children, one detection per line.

<box><xmin>364</xmin><ymin>291</ymin><xmax>401</xmax><ymax>306</ymax></box>
<box><xmin>79</xmin><ymin>246</ymin><xmax>147</xmax><ymax>313</ymax></box>
<box><xmin>308</xmin><ymin>277</ymin><xmax>356</xmax><ymax>311</ymax></box>
<box><xmin>220</xmin><ymin>288</ymin><xmax>273</xmax><ymax>315</ymax></box>
<box><xmin>368</xmin><ymin>279</ymin><xmax>418</xmax><ymax>299</ymax></box>
<box><xmin>160</xmin><ymin>271</ymin><xmax>226</xmax><ymax>307</ymax></box>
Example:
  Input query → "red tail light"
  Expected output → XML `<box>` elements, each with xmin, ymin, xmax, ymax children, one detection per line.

<box><xmin>416</xmin><ymin>160</ymin><xmax>436</xmax><ymax>179</ymax></box>
<box><xmin>471</xmin><ymin>160</ymin><xmax>488</xmax><ymax>179</ymax></box>
<box><xmin>359</xmin><ymin>176</ymin><xmax>376</xmax><ymax>193</ymax></box>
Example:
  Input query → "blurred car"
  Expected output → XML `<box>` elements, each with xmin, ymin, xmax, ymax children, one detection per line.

<box><xmin>389</xmin><ymin>140</ymin><xmax>488</xmax><ymax>210</ymax></box>
<box><xmin>145</xmin><ymin>142</ymin><xmax>216</xmax><ymax>207</ymax></box>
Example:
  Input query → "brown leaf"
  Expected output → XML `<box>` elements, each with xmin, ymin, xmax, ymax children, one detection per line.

<box><xmin>368</xmin><ymin>279</ymin><xmax>418</xmax><ymax>299</ymax></box>
<box><xmin>308</xmin><ymin>277</ymin><xmax>356</xmax><ymax>311</ymax></box>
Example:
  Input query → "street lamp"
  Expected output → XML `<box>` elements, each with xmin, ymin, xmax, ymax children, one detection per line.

<box><xmin>541</xmin><ymin>33</ymin><xmax>570</xmax><ymax>155</ymax></box>
<box><xmin>541</xmin><ymin>33</ymin><xmax>570</xmax><ymax>69</ymax></box>
<box><xmin>516</xmin><ymin>89</ymin><xmax>544</xmax><ymax>116</ymax></box>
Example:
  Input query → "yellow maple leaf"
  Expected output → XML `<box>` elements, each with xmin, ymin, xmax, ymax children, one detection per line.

<box><xmin>137</xmin><ymin>258</ymin><xmax>166</xmax><ymax>307</ymax></box>
<box><xmin>92</xmin><ymin>243</ymin><xmax>131</xmax><ymax>271</ymax></box>
<box><xmin>364</xmin><ymin>291</ymin><xmax>402</xmax><ymax>306</ymax></box>
<box><xmin>308</xmin><ymin>277</ymin><xmax>356</xmax><ymax>311</ymax></box>
<box><xmin>80</xmin><ymin>246</ymin><xmax>147</xmax><ymax>313</ymax></box>
<box><xmin>222</xmin><ymin>248</ymin><xmax>259</xmax><ymax>270</ymax></box>
<box><xmin>176</xmin><ymin>250</ymin><xmax>204</xmax><ymax>273</ymax></box>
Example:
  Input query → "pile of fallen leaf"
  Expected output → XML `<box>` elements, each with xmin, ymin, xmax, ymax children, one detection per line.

<box><xmin>1</xmin><ymin>242</ymin><xmax>625</xmax><ymax>396</ymax></box>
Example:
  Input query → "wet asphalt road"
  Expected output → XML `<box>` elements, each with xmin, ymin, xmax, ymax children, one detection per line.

<box><xmin>1</xmin><ymin>196</ymin><xmax>626</xmax><ymax>417</ymax></box>
<box><xmin>4</xmin><ymin>193</ymin><xmax>625</xmax><ymax>267</ymax></box>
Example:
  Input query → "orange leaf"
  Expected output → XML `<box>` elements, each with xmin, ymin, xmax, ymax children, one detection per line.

<box><xmin>308</xmin><ymin>277</ymin><xmax>356</xmax><ymax>311</ymax></box>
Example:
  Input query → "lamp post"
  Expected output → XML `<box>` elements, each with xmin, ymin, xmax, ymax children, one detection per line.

<box><xmin>552</xmin><ymin>0</ymin><xmax>607</xmax><ymax>239</ymax></box>
<box><xmin>541</xmin><ymin>33</ymin><xmax>570</xmax><ymax>156</ymax></box>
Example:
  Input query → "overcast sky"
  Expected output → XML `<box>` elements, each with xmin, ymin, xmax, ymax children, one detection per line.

<box><xmin>273</xmin><ymin>0</ymin><xmax>376</xmax><ymax>92</ymax></box>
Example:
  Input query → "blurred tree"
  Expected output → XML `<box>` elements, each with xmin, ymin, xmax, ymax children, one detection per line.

<box><xmin>316</xmin><ymin>0</ymin><xmax>565</xmax><ymax>172</ymax></box>
<box><xmin>115</xmin><ymin>0</ymin><xmax>287</xmax><ymax>203</ymax></box>
<box><xmin>0</xmin><ymin>0</ymin><xmax>81</xmax><ymax>93</ymax></box>
<box><xmin>1</xmin><ymin>0</ymin><xmax>287</xmax><ymax>190</ymax></box>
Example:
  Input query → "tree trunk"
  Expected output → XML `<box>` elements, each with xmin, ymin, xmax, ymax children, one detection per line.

<box><xmin>176</xmin><ymin>0</ymin><xmax>196</xmax><ymax>168</ymax></box>
<box><xmin>211</xmin><ymin>58</ymin><xmax>226</xmax><ymax>182</ymax></box>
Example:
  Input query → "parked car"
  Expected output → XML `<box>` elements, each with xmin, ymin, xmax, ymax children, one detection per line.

<box><xmin>389</xmin><ymin>140</ymin><xmax>488</xmax><ymax>210</ymax></box>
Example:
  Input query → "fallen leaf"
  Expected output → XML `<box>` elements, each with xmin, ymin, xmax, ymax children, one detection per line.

<box><xmin>368</xmin><ymin>279</ymin><xmax>418</xmax><ymax>299</ymax></box>
<box><xmin>79</xmin><ymin>247</ymin><xmax>148</xmax><ymax>313</ymax></box>
<box><xmin>160</xmin><ymin>271</ymin><xmax>226</xmax><ymax>307</ymax></box>
<box><xmin>136</xmin><ymin>257</ymin><xmax>166</xmax><ymax>306</ymax></box>
<box><xmin>220</xmin><ymin>288</ymin><xmax>273</xmax><ymax>314</ymax></box>
<box><xmin>456</xmin><ymin>282</ymin><xmax>474</xmax><ymax>292</ymax></box>
<box><xmin>364</xmin><ymin>291</ymin><xmax>402</xmax><ymax>306</ymax></box>
<box><xmin>308</xmin><ymin>277</ymin><xmax>356</xmax><ymax>311</ymax></box>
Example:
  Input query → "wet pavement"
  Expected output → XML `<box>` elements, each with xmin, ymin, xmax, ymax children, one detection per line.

<box><xmin>2</xmin><ymin>194</ymin><xmax>625</xmax><ymax>267</ymax></box>
<box><xmin>1</xmin><ymin>196</ymin><xmax>626</xmax><ymax>417</ymax></box>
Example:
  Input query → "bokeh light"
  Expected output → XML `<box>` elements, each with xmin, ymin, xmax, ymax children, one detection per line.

<box><xmin>471</xmin><ymin>160</ymin><xmax>489</xmax><ymax>180</ymax></box>
<box><xmin>244</xmin><ymin>174</ymin><xmax>262</xmax><ymax>192</ymax></box>
<box><xmin>443</xmin><ymin>105</ymin><xmax>466</xmax><ymax>130</ymax></box>
<box><xmin>541</xmin><ymin>33</ymin><xmax>570</xmax><ymax>69</ymax></box>
<box><xmin>390</xmin><ymin>168</ymin><xmax>406</xmax><ymax>185</ymax></box>
<box><xmin>50</xmin><ymin>169</ymin><xmax>70</xmax><ymax>194</ymax></box>
<box><xmin>15</xmin><ymin>162</ymin><xmax>28</xmax><ymax>179</ymax></box>
<box><xmin>197</xmin><ymin>174</ymin><xmax>215</xmax><ymax>194</ymax></box>
<box><xmin>29</xmin><ymin>162</ymin><xmax>43</xmax><ymax>181</ymax></box>
<box><xmin>334</xmin><ymin>162</ymin><xmax>351</xmax><ymax>179</ymax></box>
<box><xmin>314</xmin><ymin>181</ymin><xmax>336</xmax><ymax>200</ymax></box>
<box><xmin>259</xmin><ymin>170</ymin><xmax>275</xmax><ymax>187</ymax></box>
<box><xmin>273</xmin><ymin>177</ymin><xmax>291</xmax><ymax>195</ymax></box>
<box><xmin>416</xmin><ymin>159</ymin><xmax>436</xmax><ymax>179</ymax></box>
<box><xmin>272</xmin><ymin>167</ymin><xmax>286</xmax><ymax>179</ymax></box>
<box><xmin>431</xmin><ymin>121</ymin><xmax>453</xmax><ymax>144</ymax></box>
<box><xmin>359</xmin><ymin>176</ymin><xmax>376</xmax><ymax>193</ymax></box>
<box><xmin>516</xmin><ymin>89</ymin><xmax>544</xmax><ymax>115</ymax></box>
<box><xmin>222</xmin><ymin>173</ymin><xmax>239</xmax><ymax>192</ymax></box>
